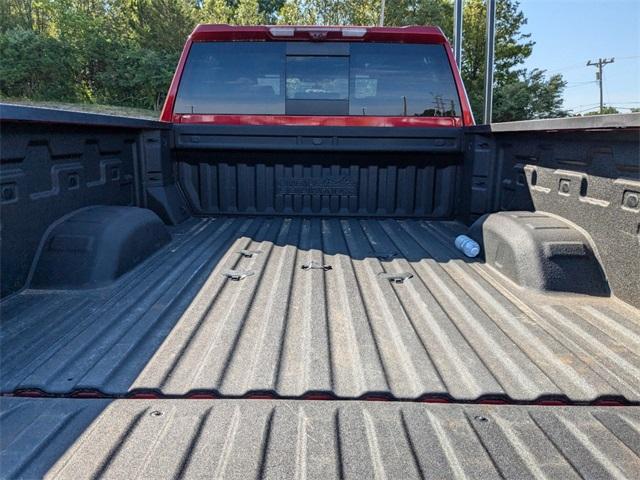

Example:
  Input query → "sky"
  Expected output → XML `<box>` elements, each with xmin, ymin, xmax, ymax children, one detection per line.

<box><xmin>518</xmin><ymin>0</ymin><xmax>640</xmax><ymax>114</ymax></box>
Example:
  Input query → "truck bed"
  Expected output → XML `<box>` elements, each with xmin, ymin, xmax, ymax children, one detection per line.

<box><xmin>3</xmin><ymin>216</ymin><xmax>638</xmax><ymax>403</ymax></box>
<box><xmin>2</xmin><ymin>108</ymin><xmax>639</xmax><ymax>477</ymax></box>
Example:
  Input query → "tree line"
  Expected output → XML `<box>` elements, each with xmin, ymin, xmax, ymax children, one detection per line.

<box><xmin>0</xmin><ymin>0</ymin><xmax>569</xmax><ymax>121</ymax></box>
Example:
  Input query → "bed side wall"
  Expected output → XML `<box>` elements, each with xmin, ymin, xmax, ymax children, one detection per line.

<box><xmin>466</xmin><ymin>120</ymin><xmax>640</xmax><ymax>307</ymax></box>
<box><xmin>0</xmin><ymin>107</ymin><xmax>172</xmax><ymax>297</ymax></box>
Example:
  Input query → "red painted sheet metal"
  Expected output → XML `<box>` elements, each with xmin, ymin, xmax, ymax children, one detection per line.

<box><xmin>160</xmin><ymin>36</ymin><xmax>192</xmax><ymax>122</ymax></box>
<box><xmin>190</xmin><ymin>24</ymin><xmax>448</xmax><ymax>44</ymax></box>
<box><xmin>171</xmin><ymin>113</ymin><xmax>463</xmax><ymax>128</ymax></box>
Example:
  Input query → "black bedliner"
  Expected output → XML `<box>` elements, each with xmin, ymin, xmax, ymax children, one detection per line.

<box><xmin>2</xmin><ymin>104</ymin><xmax>639</xmax><ymax>479</ymax></box>
<box><xmin>2</xmin><ymin>216</ymin><xmax>638</xmax><ymax>403</ymax></box>
<box><xmin>2</xmin><ymin>397</ymin><xmax>639</xmax><ymax>479</ymax></box>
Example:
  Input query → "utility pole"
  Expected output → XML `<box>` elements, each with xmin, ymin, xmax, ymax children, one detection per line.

<box><xmin>586</xmin><ymin>58</ymin><xmax>615</xmax><ymax>114</ymax></box>
<box><xmin>453</xmin><ymin>0</ymin><xmax>464</xmax><ymax>70</ymax></box>
<box><xmin>380</xmin><ymin>0</ymin><xmax>385</xmax><ymax>26</ymax></box>
<box><xmin>483</xmin><ymin>0</ymin><xmax>496</xmax><ymax>124</ymax></box>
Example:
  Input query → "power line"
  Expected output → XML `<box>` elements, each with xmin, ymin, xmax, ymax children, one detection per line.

<box><xmin>571</xmin><ymin>106</ymin><xmax>608</xmax><ymax>114</ymax></box>
<box><xmin>567</xmin><ymin>101</ymin><xmax>640</xmax><ymax>110</ymax></box>
<box><xmin>567</xmin><ymin>101</ymin><xmax>640</xmax><ymax>114</ymax></box>
<box><xmin>544</xmin><ymin>55</ymin><xmax>638</xmax><ymax>75</ymax></box>
<box><xmin>564</xmin><ymin>81</ymin><xmax>598</xmax><ymax>89</ymax></box>
<box><xmin>586</xmin><ymin>57</ymin><xmax>615</xmax><ymax>114</ymax></box>
<box><xmin>611</xmin><ymin>106</ymin><xmax>640</xmax><ymax>111</ymax></box>
<box><xmin>566</xmin><ymin>103</ymin><xmax>600</xmax><ymax>110</ymax></box>
<box><xmin>546</xmin><ymin>63</ymin><xmax>590</xmax><ymax>75</ymax></box>
<box><xmin>567</xmin><ymin>102</ymin><xmax>600</xmax><ymax>107</ymax></box>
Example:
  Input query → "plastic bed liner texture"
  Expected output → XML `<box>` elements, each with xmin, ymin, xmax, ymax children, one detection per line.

<box><xmin>1</xmin><ymin>397</ymin><xmax>639</xmax><ymax>479</ymax></box>
<box><xmin>1</xmin><ymin>216</ymin><xmax>639</xmax><ymax>402</ymax></box>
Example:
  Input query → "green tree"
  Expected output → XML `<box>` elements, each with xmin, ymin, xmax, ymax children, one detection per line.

<box><xmin>205</xmin><ymin>0</ymin><xmax>284</xmax><ymax>22</ymax></box>
<box><xmin>315</xmin><ymin>0</ymin><xmax>379</xmax><ymax>25</ymax></box>
<box><xmin>202</xmin><ymin>0</ymin><xmax>233</xmax><ymax>23</ymax></box>
<box><xmin>384</xmin><ymin>0</ymin><xmax>452</xmax><ymax>33</ymax></box>
<box><xmin>583</xmin><ymin>106</ymin><xmax>620</xmax><ymax>116</ymax></box>
<box><xmin>234</xmin><ymin>0</ymin><xmax>265</xmax><ymax>24</ymax></box>
<box><xmin>125</xmin><ymin>0</ymin><xmax>199</xmax><ymax>53</ymax></box>
<box><xmin>493</xmin><ymin>69</ymin><xmax>567</xmax><ymax>121</ymax></box>
<box><xmin>0</xmin><ymin>0</ymin><xmax>568</xmax><ymax>121</ymax></box>
<box><xmin>0</xmin><ymin>0</ymin><xmax>57</xmax><ymax>34</ymax></box>
<box><xmin>48</xmin><ymin>1</ymin><xmax>125</xmax><ymax>101</ymax></box>
<box><xmin>0</xmin><ymin>28</ymin><xmax>80</xmax><ymax>101</ymax></box>
<box><xmin>258</xmin><ymin>0</ymin><xmax>286</xmax><ymax>22</ymax></box>
<box><xmin>201</xmin><ymin>0</ymin><xmax>267</xmax><ymax>24</ymax></box>
<box><xmin>277</xmin><ymin>0</ymin><xmax>318</xmax><ymax>24</ymax></box>
<box><xmin>95</xmin><ymin>46</ymin><xmax>177</xmax><ymax>109</ymax></box>
<box><xmin>277</xmin><ymin>0</ymin><xmax>378</xmax><ymax>25</ymax></box>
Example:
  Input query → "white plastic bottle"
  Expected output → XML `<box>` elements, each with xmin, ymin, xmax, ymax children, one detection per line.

<box><xmin>454</xmin><ymin>235</ymin><xmax>480</xmax><ymax>258</ymax></box>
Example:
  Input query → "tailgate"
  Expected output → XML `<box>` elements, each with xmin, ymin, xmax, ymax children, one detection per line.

<box><xmin>2</xmin><ymin>397</ymin><xmax>639</xmax><ymax>479</ymax></box>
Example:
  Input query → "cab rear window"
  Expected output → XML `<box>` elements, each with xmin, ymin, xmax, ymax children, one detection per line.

<box><xmin>174</xmin><ymin>42</ymin><xmax>461</xmax><ymax>117</ymax></box>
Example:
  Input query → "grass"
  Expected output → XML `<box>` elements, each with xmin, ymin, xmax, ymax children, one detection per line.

<box><xmin>0</xmin><ymin>98</ymin><xmax>159</xmax><ymax>120</ymax></box>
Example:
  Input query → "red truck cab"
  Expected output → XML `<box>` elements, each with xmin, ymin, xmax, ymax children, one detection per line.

<box><xmin>160</xmin><ymin>25</ymin><xmax>474</xmax><ymax>127</ymax></box>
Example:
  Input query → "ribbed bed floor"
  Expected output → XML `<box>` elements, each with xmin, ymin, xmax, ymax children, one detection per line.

<box><xmin>1</xmin><ymin>216</ymin><xmax>639</xmax><ymax>402</ymax></box>
<box><xmin>2</xmin><ymin>398</ymin><xmax>639</xmax><ymax>479</ymax></box>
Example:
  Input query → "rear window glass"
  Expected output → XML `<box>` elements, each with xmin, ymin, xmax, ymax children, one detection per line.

<box><xmin>174</xmin><ymin>42</ymin><xmax>461</xmax><ymax>117</ymax></box>
<box><xmin>174</xmin><ymin>42</ymin><xmax>285</xmax><ymax>114</ymax></box>
<box><xmin>286</xmin><ymin>56</ymin><xmax>349</xmax><ymax>100</ymax></box>
<box><xmin>349</xmin><ymin>43</ymin><xmax>460</xmax><ymax>116</ymax></box>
